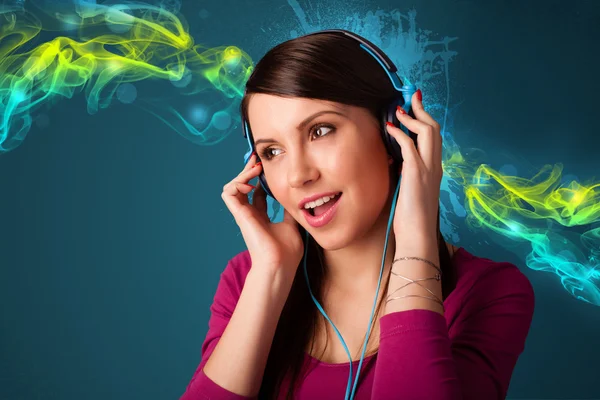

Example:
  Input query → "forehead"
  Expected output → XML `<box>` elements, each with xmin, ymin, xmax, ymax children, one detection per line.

<box><xmin>247</xmin><ymin>94</ymin><xmax>348</xmax><ymax>137</ymax></box>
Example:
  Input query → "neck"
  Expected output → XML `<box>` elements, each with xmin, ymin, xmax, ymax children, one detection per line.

<box><xmin>321</xmin><ymin>194</ymin><xmax>397</xmax><ymax>298</ymax></box>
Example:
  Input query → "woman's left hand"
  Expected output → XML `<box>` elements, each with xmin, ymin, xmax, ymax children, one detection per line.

<box><xmin>385</xmin><ymin>89</ymin><xmax>443</xmax><ymax>248</ymax></box>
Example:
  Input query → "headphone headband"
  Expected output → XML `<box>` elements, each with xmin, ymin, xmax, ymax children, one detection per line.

<box><xmin>302</xmin><ymin>29</ymin><xmax>397</xmax><ymax>72</ymax></box>
<box><xmin>238</xmin><ymin>31</ymin><xmax>418</xmax><ymax>400</ymax></box>
<box><xmin>241</xmin><ymin>29</ymin><xmax>418</xmax><ymax>197</ymax></box>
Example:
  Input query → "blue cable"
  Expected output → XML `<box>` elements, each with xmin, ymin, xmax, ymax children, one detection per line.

<box><xmin>303</xmin><ymin>175</ymin><xmax>402</xmax><ymax>400</ymax></box>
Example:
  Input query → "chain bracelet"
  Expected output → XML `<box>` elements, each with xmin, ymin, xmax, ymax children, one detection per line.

<box><xmin>386</xmin><ymin>257</ymin><xmax>444</xmax><ymax>310</ymax></box>
<box><xmin>392</xmin><ymin>256</ymin><xmax>441</xmax><ymax>278</ymax></box>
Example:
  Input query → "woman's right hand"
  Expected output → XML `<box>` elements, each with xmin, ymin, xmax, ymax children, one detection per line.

<box><xmin>221</xmin><ymin>153</ymin><xmax>305</xmax><ymax>277</ymax></box>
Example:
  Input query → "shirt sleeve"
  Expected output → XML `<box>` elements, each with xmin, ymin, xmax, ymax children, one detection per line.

<box><xmin>371</xmin><ymin>262</ymin><xmax>535</xmax><ymax>400</ymax></box>
<box><xmin>179</xmin><ymin>251</ymin><xmax>257</xmax><ymax>400</ymax></box>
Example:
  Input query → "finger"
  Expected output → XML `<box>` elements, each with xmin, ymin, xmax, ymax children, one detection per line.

<box><xmin>223</xmin><ymin>181</ymin><xmax>255</xmax><ymax>197</ymax></box>
<box><xmin>220</xmin><ymin>181</ymin><xmax>255</xmax><ymax>224</ymax></box>
<box><xmin>396</xmin><ymin>106</ymin><xmax>435</xmax><ymax>171</ymax></box>
<box><xmin>410</xmin><ymin>90</ymin><xmax>442</xmax><ymax>168</ymax></box>
<box><xmin>242</xmin><ymin>151</ymin><xmax>259</xmax><ymax>172</ymax></box>
<box><xmin>385</xmin><ymin>121</ymin><xmax>424</xmax><ymax>170</ymax></box>
<box><xmin>237</xmin><ymin>160</ymin><xmax>263</xmax><ymax>182</ymax></box>
<box><xmin>222</xmin><ymin>154</ymin><xmax>265</xmax><ymax>211</ymax></box>
<box><xmin>411</xmin><ymin>91</ymin><xmax>440</xmax><ymax>131</ymax></box>
<box><xmin>224</xmin><ymin>160</ymin><xmax>263</xmax><ymax>196</ymax></box>
<box><xmin>221</xmin><ymin>153</ymin><xmax>262</xmax><ymax>212</ymax></box>
<box><xmin>252</xmin><ymin>180</ymin><xmax>268</xmax><ymax>216</ymax></box>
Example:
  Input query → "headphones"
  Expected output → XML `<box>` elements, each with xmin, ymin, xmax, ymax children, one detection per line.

<box><xmin>240</xmin><ymin>29</ymin><xmax>418</xmax><ymax>400</ymax></box>
<box><xmin>241</xmin><ymin>29</ymin><xmax>419</xmax><ymax>200</ymax></box>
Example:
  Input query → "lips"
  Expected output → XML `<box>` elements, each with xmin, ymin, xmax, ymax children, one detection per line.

<box><xmin>301</xmin><ymin>193</ymin><xmax>342</xmax><ymax>228</ymax></box>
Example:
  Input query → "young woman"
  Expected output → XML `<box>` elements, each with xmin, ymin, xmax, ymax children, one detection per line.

<box><xmin>181</xmin><ymin>31</ymin><xmax>535</xmax><ymax>400</ymax></box>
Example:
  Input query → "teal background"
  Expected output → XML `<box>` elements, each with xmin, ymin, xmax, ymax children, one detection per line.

<box><xmin>1</xmin><ymin>0</ymin><xmax>599</xmax><ymax>399</ymax></box>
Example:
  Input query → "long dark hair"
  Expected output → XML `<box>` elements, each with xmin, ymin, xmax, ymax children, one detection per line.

<box><xmin>240</xmin><ymin>31</ymin><xmax>457</xmax><ymax>400</ymax></box>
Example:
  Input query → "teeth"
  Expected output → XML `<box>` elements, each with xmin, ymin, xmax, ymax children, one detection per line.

<box><xmin>304</xmin><ymin>193</ymin><xmax>340</xmax><ymax>209</ymax></box>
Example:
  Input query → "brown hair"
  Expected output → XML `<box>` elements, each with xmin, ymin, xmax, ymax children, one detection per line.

<box><xmin>240</xmin><ymin>31</ymin><xmax>456</xmax><ymax>399</ymax></box>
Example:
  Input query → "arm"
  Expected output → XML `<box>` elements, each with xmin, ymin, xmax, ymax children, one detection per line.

<box><xmin>373</xmin><ymin>260</ymin><xmax>535</xmax><ymax>400</ymax></box>
<box><xmin>180</xmin><ymin>253</ymin><xmax>294</xmax><ymax>399</ymax></box>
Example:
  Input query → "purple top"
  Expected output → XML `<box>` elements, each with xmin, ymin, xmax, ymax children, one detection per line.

<box><xmin>180</xmin><ymin>246</ymin><xmax>535</xmax><ymax>399</ymax></box>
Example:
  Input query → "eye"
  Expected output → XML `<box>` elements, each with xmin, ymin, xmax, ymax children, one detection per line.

<box><xmin>258</xmin><ymin>147</ymin><xmax>281</xmax><ymax>161</ymax></box>
<box><xmin>259</xmin><ymin>123</ymin><xmax>335</xmax><ymax>161</ymax></box>
<box><xmin>311</xmin><ymin>123</ymin><xmax>334</xmax><ymax>139</ymax></box>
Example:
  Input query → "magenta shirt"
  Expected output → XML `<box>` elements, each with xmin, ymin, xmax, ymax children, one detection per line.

<box><xmin>180</xmin><ymin>246</ymin><xmax>535</xmax><ymax>399</ymax></box>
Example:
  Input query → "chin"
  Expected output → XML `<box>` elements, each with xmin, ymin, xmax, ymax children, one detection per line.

<box><xmin>312</xmin><ymin>235</ymin><xmax>351</xmax><ymax>251</ymax></box>
<box><xmin>301</xmin><ymin>221</ymin><xmax>356</xmax><ymax>251</ymax></box>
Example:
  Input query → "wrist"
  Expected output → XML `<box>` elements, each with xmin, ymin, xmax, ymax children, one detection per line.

<box><xmin>394</xmin><ymin>234</ymin><xmax>438</xmax><ymax>255</ymax></box>
<box><xmin>247</xmin><ymin>264</ymin><xmax>295</xmax><ymax>300</ymax></box>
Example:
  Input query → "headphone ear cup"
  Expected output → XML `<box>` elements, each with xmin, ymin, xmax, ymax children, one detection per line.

<box><xmin>381</xmin><ymin>98</ymin><xmax>404</xmax><ymax>164</ymax></box>
<box><xmin>381</xmin><ymin>97</ymin><xmax>419</xmax><ymax>166</ymax></box>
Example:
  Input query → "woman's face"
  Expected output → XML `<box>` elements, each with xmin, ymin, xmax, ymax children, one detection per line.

<box><xmin>247</xmin><ymin>94</ymin><xmax>394</xmax><ymax>250</ymax></box>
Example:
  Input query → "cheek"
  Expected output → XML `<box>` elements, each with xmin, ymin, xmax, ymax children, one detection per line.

<box><xmin>340</xmin><ymin>139</ymin><xmax>389</xmax><ymax>181</ymax></box>
<box><xmin>356</xmin><ymin>162</ymin><xmax>391</xmax><ymax>197</ymax></box>
<box><xmin>263</xmin><ymin>170</ymin><xmax>286</xmax><ymax>201</ymax></box>
<box><xmin>333</xmin><ymin>155</ymin><xmax>391</xmax><ymax>214</ymax></box>
<box><xmin>324</xmin><ymin>152</ymin><xmax>355</xmax><ymax>181</ymax></box>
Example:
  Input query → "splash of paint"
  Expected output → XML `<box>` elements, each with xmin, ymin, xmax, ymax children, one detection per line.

<box><xmin>267</xmin><ymin>0</ymin><xmax>600</xmax><ymax>306</ymax></box>
<box><xmin>0</xmin><ymin>1</ymin><xmax>254</xmax><ymax>152</ymax></box>
<box><xmin>1</xmin><ymin>0</ymin><xmax>598</xmax><ymax>305</ymax></box>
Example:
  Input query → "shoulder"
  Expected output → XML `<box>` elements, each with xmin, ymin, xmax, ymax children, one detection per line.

<box><xmin>207</xmin><ymin>249</ymin><xmax>253</xmax><ymax>318</ymax></box>
<box><xmin>455</xmin><ymin>247</ymin><xmax>535</xmax><ymax>314</ymax></box>
<box><xmin>223</xmin><ymin>248</ymin><xmax>253</xmax><ymax>277</ymax></box>
<box><xmin>215</xmin><ymin>249</ymin><xmax>253</xmax><ymax>298</ymax></box>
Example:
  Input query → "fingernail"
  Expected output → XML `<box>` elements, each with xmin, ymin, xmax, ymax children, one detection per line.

<box><xmin>252</xmin><ymin>162</ymin><xmax>262</xmax><ymax>168</ymax></box>
<box><xmin>244</xmin><ymin>183</ymin><xmax>256</xmax><ymax>189</ymax></box>
<box><xmin>386</xmin><ymin>121</ymin><xmax>395</xmax><ymax>127</ymax></box>
<box><xmin>416</xmin><ymin>89</ymin><xmax>422</xmax><ymax>102</ymax></box>
<box><xmin>396</xmin><ymin>106</ymin><xmax>406</xmax><ymax>115</ymax></box>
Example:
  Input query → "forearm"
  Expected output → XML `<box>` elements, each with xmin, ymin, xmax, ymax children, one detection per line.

<box><xmin>373</xmin><ymin>238</ymin><xmax>460</xmax><ymax>399</ymax></box>
<box><xmin>384</xmin><ymin>237</ymin><xmax>443</xmax><ymax>316</ymax></box>
<box><xmin>203</xmin><ymin>267</ymin><xmax>293</xmax><ymax>397</ymax></box>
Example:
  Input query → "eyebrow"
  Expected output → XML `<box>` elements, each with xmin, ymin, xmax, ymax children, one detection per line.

<box><xmin>254</xmin><ymin>110</ymin><xmax>347</xmax><ymax>147</ymax></box>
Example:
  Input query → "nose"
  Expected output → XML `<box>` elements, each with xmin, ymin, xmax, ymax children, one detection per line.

<box><xmin>287</xmin><ymin>151</ymin><xmax>319</xmax><ymax>191</ymax></box>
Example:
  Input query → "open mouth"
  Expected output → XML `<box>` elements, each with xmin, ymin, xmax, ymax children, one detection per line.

<box><xmin>306</xmin><ymin>192</ymin><xmax>342</xmax><ymax>217</ymax></box>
